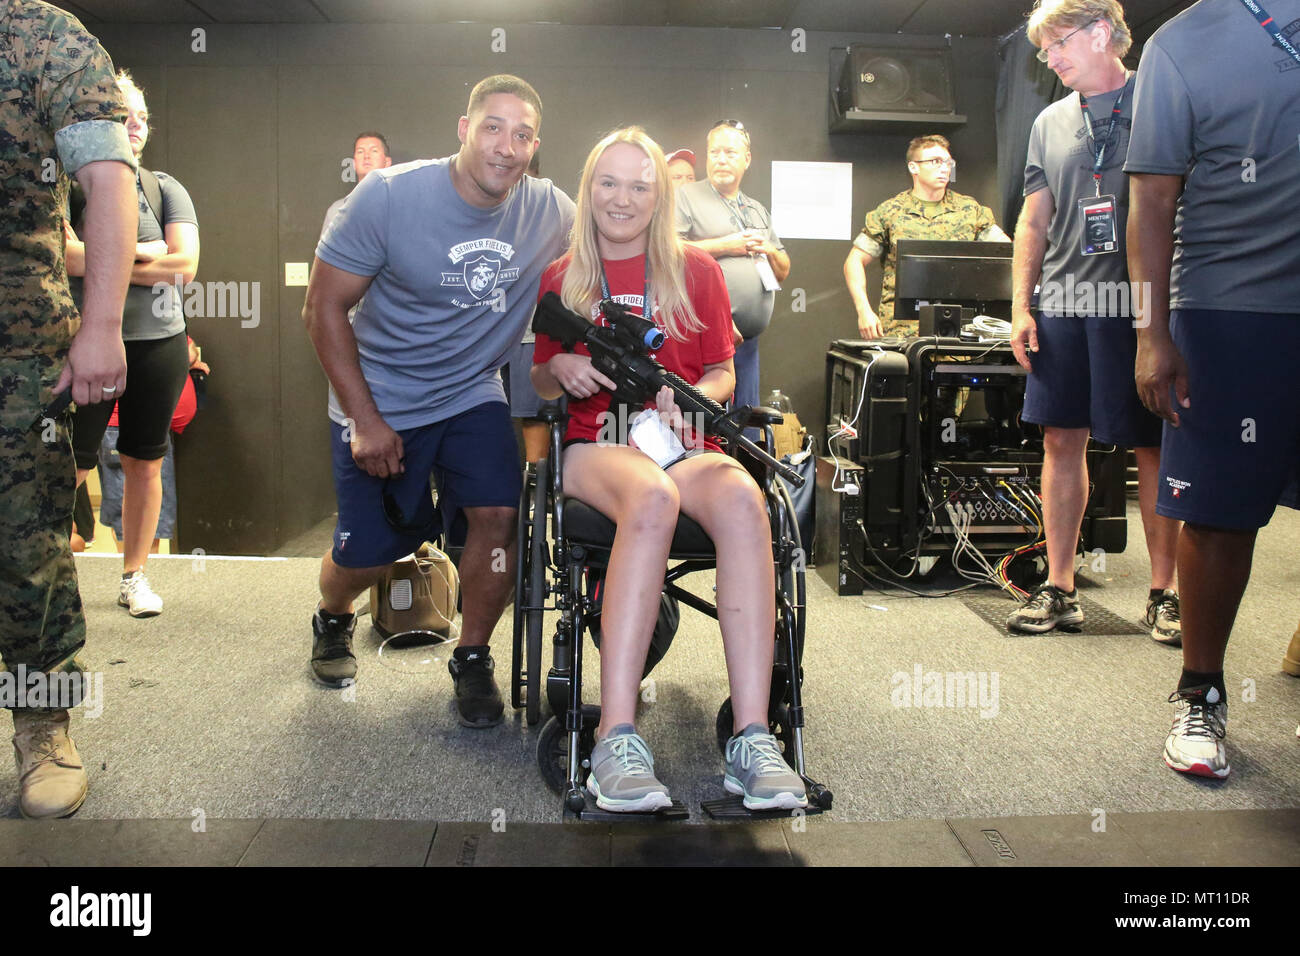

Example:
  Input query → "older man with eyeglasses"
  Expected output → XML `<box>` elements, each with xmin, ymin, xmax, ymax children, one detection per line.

<box><xmin>844</xmin><ymin>134</ymin><xmax>1009</xmax><ymax>339</ymax></box>
<box><xmin>676</xmin><ymin>120</ymin><xmax>790</xmax><ymax>424</ymax></box>
<box><xmin>1005</xmin><ymin>0</ymin><xmax>1182</xmax><ymax>645</ymax></box>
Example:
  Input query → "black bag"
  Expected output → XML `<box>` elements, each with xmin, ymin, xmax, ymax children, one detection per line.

<box><xmin>778</xmin><ymin>435</ymin><xmax>817</xmax><ymax>558</ymax></box>
<box><xmin>586</xmin><ymin>569</ymin><xmax>679</xmax><ymax>679</ymax></box>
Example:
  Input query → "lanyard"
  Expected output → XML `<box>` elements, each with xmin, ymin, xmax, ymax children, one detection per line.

<box><xmin>709</xmin><ymin>183</ymin><xmax>755</xmax><ymax>232</ymax></box>
<box><xmin>598</xmin><ymin>255</ymin><xmax>652</xmax><ymax>322</ymax></box>
<box><xmin>1078</xmin><ymin>74</ymin><xmax>1132</xmax><ymax>197</ymax></box>
<box><xmin>1238</xmin><ymin>0</ymin><xmax>1300</xmax><ymax>65</ymax></box>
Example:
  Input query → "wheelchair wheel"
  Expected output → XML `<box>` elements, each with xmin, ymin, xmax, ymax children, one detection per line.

<box><xmin>714</xmin><ymin>697</ymin><xmax>796</xmax><ymax>770</ymax></box>
<box><xmin>536</xmin><ymin>705</ymin><xmax>601</xmax><ymax>796</ymax></box>
<box><xmin>524</xmin><ymin>458</ymin><xmax>549</xmax><ymax>726</ymax></box>
<box><xmin>773</xmin><ymin>477</ymin><xmax>807</xmax><ymax>657</ymax></box>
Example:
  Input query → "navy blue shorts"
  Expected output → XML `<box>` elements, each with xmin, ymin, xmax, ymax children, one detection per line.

<box><xmin>330</xmin><ymin>401</ymin><xmax>521</xmax><ymax>568</ymax></box>
<box><xmin>1157</xmin><ymin>309</ymin><xmax>1300</xmax><ymax>530</ymax></box>
<box><xmin>1022</xmin><ymin>313</ymin><xmax>1163</xmax><ymax>448</ymax></box>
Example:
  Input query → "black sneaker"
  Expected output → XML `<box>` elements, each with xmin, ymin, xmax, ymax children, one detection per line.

<box><xmin>311</xmin><ymin>608</ymin><xmax>357</xmax><ymax>687</ymax></box>
<box><xmin>1006</xmin><ymin>584</ymin><xmax>1084</xmax><ymax>634</ymax></box>
<box><xmin>448</xmin><ymin>647</ymin><xmax>504</xmax><ymax>728</ymax></box>
<box><xmin>1145</xmin><ymin>589</ymin><xmax>1182</xmax><ymax>646</ymax></box>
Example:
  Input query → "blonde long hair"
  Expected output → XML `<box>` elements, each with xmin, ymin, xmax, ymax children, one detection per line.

<box><xmin>560</xmin><ymin>127</ymin><xmax>703</xmax><ymax>341</ymax></box>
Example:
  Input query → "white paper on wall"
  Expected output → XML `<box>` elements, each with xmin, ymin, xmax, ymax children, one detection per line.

<box><xmin>769</xmin><ymin>161</ymin><xmax>854</xmax><ymax>241</ymax></box>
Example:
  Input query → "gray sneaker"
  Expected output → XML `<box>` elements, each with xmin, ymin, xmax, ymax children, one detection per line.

<box><xmin>586</xmin><ymin>724</ymin><xmax>672</xmax><ymax>813</ymax></box>
<box><xmin>724</xmin><ymin>723</ymin><xmax>808</xmax><ymax>811</ymax></box>
<box><xmin>1146</xmin><ymin>589</ymin><xmax>1182</xmax><ymax>646</ymax></box>
<box><xmin>1006</xmin><ymin>585</ymin><xmax>1083</xmax><ymax>633</ymax></box>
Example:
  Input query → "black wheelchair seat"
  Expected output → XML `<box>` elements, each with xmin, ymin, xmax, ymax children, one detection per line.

<box><xmin>562</xmin><ymin>498</ymin><xmax>716</xmax><ymax>559</ymax></box>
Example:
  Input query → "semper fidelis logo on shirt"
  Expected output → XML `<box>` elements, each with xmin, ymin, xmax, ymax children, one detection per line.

<box><xmin>441</xmin><ymin>238</ymin><xmax>522</xmax><ymax>308</ymax></box>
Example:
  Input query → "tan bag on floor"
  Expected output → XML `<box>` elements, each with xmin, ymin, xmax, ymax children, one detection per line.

<box><xmin>771</xmin><ymin>411</ymin><xmax>807</xmax><ymax>459</ymax></box>
<box><xmin>369</xmin><ymin>543</ymin><xmax>459</xmax><ymax>639</ymax></box>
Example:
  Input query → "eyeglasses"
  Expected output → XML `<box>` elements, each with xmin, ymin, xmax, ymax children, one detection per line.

<box><xmin>709</xmin><ymin>119</ymin><xmax>751</xmax><ymax>145</ymax></box>
<box><xmin>913</xmin><ymin>157</ymin><xmax>955</xmax><ymax>169</ymax></box>
<box><xmin>1036</xmin><ymin>19</ymin><xmax>1098</xmax><ymax>62</ymax></box>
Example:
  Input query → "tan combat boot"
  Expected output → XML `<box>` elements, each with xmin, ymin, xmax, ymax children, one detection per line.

<box><xmin>1284</xmin><ymin>621</ymin><xmax>1300</xmax><ymax>677</ymax></box>
<box><xmin>12</xmin><ymin>709</ymin><xmax>88</xmax><ymax>819</ymax></box>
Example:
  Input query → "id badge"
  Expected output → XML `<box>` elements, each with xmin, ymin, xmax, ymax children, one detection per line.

<box><xmin>754</xmin><ymin>255</ymin><xmax>781</xmax><ymax>292</ymax></box>
<box><xmin>1078</xmin><ymin>194</ymin><xmax>1118</xmax><ymax>256</ymax></box>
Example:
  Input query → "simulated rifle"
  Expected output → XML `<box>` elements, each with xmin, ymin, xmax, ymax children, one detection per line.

<box><xmin>532</xmin><ymin>291</ymin><xmax>804</xmax><ymax>487</ymax></box>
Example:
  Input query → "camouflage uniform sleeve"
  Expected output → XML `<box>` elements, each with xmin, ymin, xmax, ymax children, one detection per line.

<box><xmin>41</xmin><ymin>22</ymin><xmax>134</xmax><ymax>176</ymax></box>
<box><xmin>853</xmin><ymin>201</ymin><xmax>888</xmax><ymax>259</ymax></box>
<box><xmin>974</xmin><ymin>204</ymin><xmax>1011</xmax><ymax>242</ymax></box>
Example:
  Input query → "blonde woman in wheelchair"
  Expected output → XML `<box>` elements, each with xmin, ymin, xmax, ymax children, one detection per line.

<box><xmin>531</xmin><ymin>127</ymin><xmax>807</xmax><ymax>812</ymax></box>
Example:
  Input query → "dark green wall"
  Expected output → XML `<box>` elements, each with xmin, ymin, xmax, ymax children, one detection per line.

<box><xmin>91</xmin><ymin>23</ymin><xmax>1002</xmax><ymax>555</ymax></box>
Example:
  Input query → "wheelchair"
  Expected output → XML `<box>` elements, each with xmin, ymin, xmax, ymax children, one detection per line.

<box><xmin>511</xmin><ymin>399</ymin><xmax>833</xmax><ymax>819</ymax></box>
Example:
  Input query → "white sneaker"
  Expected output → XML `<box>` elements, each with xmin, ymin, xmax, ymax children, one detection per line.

<box><xmin>1164</xmin><ymin>684</ymin><xmax>1229</xmax><ymax>779</ymax></box>
<box><xmin>118</xmin><ymin>570</ymin><xmax>163</xmax><ymax>617</ymax></box>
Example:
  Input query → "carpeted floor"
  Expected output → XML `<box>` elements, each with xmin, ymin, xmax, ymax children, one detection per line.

<box><xmin>3</xmin><ymin>500</ymin><xmax>1296</xmax><ymax>824</ymax></box>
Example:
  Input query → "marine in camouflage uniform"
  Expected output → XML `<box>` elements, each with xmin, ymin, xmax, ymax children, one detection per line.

<box><xmin>1</xmin><ymin>2</ymin><xmax>133</xmax><ymax>709</ymax></box>
<box><xmin>853</xmin><ymin>188</ymin><xmax>1009</xmax><ymax>334</ymax></box>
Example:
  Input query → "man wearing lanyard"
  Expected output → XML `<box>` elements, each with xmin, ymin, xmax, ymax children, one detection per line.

<box><xmin>1008</xmin><ymin>0</ymin><xmax>1182</xmax><ymax>642</ymax></box>
<box><xmin>1127</xmin><ymin>0</ymin><xmax>1300</xmax><ymax>778</ymax></box>
<box><xmin>675</xmin><ymin>121</ymin><xmax>790</xmax><ymax>424</ymax></box>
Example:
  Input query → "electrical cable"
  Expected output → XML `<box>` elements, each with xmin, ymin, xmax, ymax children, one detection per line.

<box><xmin>970</xmin><ymin>315</ymin><xmax>1012</xmax><ymax>339</ymax></box>
<box><xmin>826</xmin><ymin>348</ymin><xmax>881</xmax><ymax>493</ymax></box>
<box><xmin>846</xmin><ymin>526</ymin><xmax>986</xmax><ymax>598</ymax></box>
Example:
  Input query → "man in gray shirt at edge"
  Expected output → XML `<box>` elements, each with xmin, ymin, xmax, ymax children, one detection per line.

<box><xmin>320</xmin><ymin>131</ymin><xmax>393</xmax><ymax>240</ymax></box>
<box><xmin>1127</xmin><ymin>0</ymin><xmax>1300</xmax><ymax>779</ymax></box>
<box><xmin>303</xmin><ymin>75</ymin><xmax>575</xmax><ymax>727</ymax></box>
<box><xmin>1007</xmin><ymin>0</ymin><xmax>1181</xmax><ymax>643</ymax></box>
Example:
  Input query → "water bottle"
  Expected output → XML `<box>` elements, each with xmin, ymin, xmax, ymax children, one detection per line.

<box><xmin>764</xmin><ymin>389</ymin><xmax>793</xmax><ymax>414</ymax></box>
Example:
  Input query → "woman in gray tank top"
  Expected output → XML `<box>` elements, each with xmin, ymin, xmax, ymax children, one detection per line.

<box><xmin>64</xmin><ymin>71</ymin><xmax>199</xmax><ymax>618</ymax></box>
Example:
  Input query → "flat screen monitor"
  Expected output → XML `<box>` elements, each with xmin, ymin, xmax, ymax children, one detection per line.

<box><xmin>894</xmin><ymin>239</ymin><xmax>1013</xmax><ymax>321</ymax></box>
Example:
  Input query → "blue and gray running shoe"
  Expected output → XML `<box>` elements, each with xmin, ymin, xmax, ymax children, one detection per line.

<box><xmin>587</xmin><ymin>724</ymin><xmax>673</xmax><ymax>813</ymax></box>
<box><xmin>724</xmin><ymin>723</ymin><xmax>808</xmax><ymax>810</ymax></box>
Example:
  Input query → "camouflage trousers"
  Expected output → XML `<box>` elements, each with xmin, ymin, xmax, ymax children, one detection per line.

<box><xmin>0</xmin><ymin>354</ymin><xmax>86</xmax><ymax>692</ymax></box>
<box><xmin>881</xmin><ymin>316</ymin><xmax>919</xmax><ymax>337</ymax></box>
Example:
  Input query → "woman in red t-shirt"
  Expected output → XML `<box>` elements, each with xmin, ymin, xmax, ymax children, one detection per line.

<box><xmin>532</xmin><ymin>127</ymin><xmax>807</xmax><ymax>813</ymax></box>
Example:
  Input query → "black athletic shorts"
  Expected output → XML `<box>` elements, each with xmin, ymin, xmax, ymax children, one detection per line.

<box><xmin>71</xmin><ymin>331</ymin><xmax>190</xmax><ymax>469</ymax></box>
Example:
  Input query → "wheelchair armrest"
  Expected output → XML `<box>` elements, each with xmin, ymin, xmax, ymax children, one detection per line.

<box><xmin>740</xmin><ymin>405</ymin><xmax>784</xmax><ymax>427</ymax></box>
<box><xmin>536</xmin><ymin>398</ymin><xmax>568</xmax><ymax>425</ymax></box>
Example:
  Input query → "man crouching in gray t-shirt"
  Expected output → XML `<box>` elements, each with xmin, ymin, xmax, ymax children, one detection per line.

<box><xmin>301</xmin><ymin>75</ymin><xmax>575</xmax><ymax>727</ymax></box>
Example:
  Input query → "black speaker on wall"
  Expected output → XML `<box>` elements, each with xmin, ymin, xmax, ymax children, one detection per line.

<box><xmin>830</xmin><ymin>46</ymin><xmax>966</xmax><ymax>132</ymax></box>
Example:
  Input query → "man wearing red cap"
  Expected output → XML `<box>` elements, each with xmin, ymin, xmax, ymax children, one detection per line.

<box><xmin>666</xmin><ymin>148</ymin><xmax>696</xmax><ymax>186</ymax></box>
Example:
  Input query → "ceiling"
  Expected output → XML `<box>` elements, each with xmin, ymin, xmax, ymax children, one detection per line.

<box><xmin>51</xmin><ymin>0</ymin><xmax>1196</xmax><ymax>42</ymax></box>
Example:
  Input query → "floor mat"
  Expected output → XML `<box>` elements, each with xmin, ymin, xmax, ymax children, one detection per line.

<box><xmin>961</xmin><ymin>591</ymin><xmax>1146</xmax><ymax>637</ymax></box>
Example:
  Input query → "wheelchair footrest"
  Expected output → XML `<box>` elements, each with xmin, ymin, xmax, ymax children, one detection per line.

<box><xmin>565</xmin><ymin>792</ymin><xmax>691</xmax><ymax>823</ymax></box>
<box><xmin>700</xmin><ymin>795</ymin><xmax>826</xmax><ymax>821</ymax></box>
